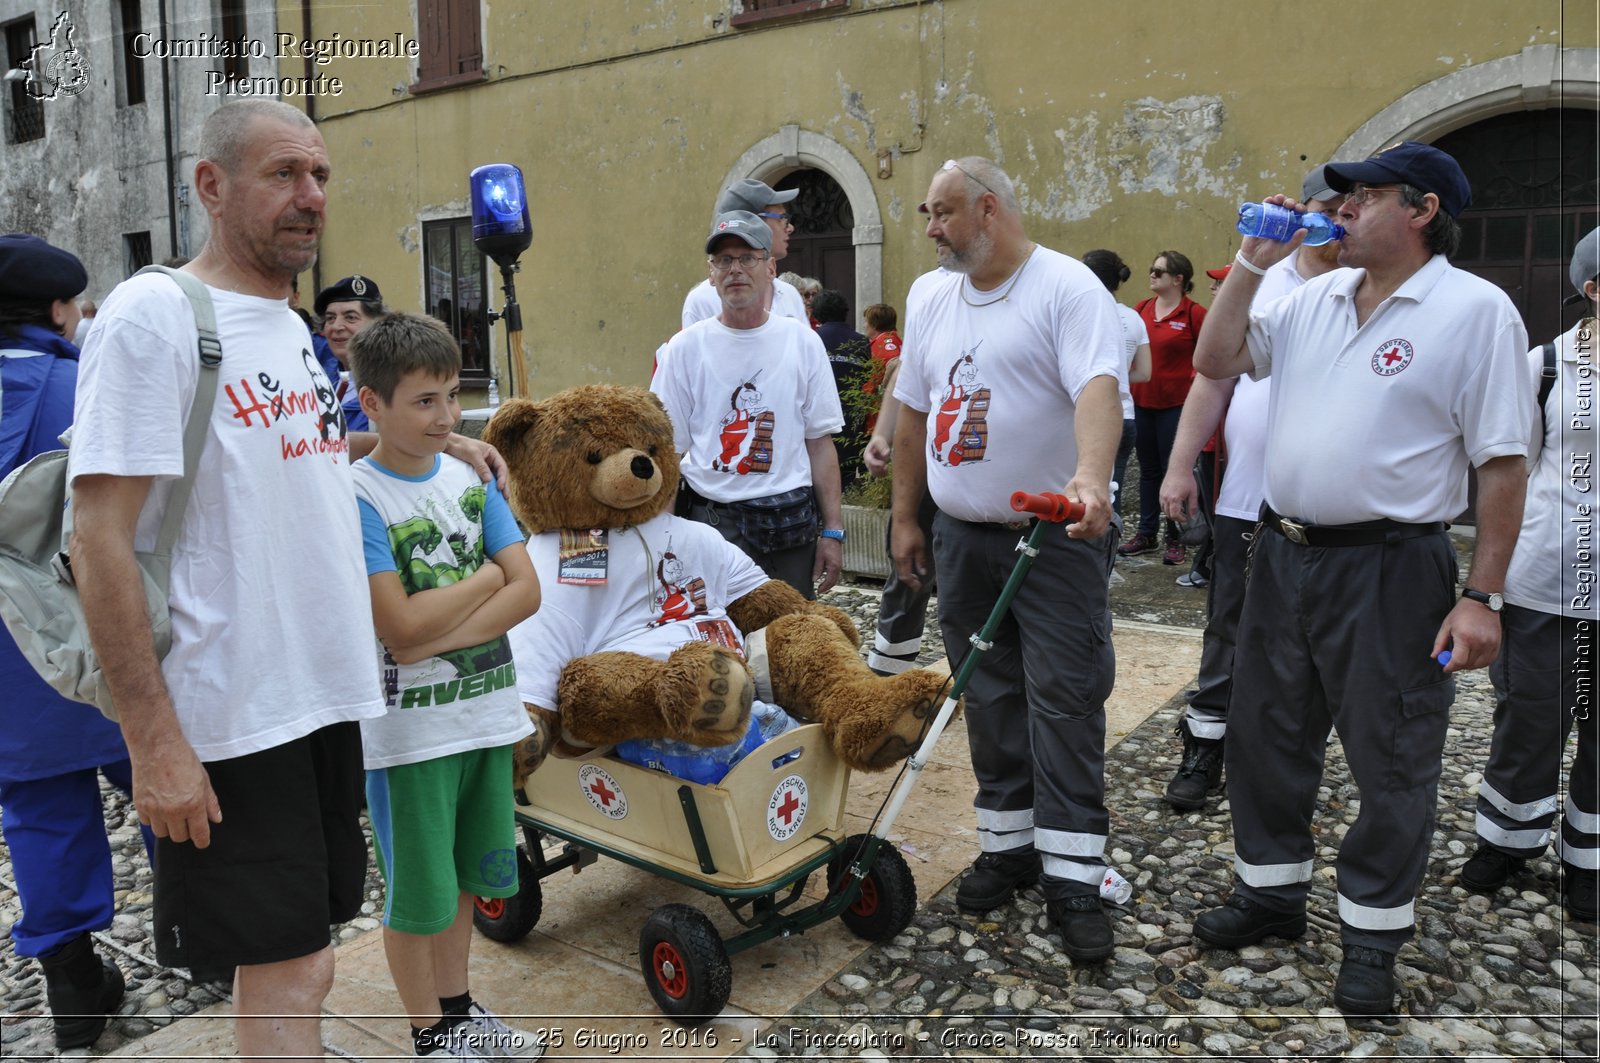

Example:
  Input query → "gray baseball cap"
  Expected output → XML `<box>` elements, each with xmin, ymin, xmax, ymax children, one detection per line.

<box><xmin>1572</xmin><ymin>227</ymin><xmax>1600</xmax><ymax>298</ymax></box>
<box><xmin>714</xmin><ymin>178</ymin><xmax>798</xmax><ymax>215</ymax></box>
<box><xmin>705</xmin><ymin>211</ymin><xmax>773</xmax><ymax>254</ymax></box>
<box><xmin>1301</xmin><ymin>165</ymin><xmax>1338</xmax><ymax>204</ymax></box>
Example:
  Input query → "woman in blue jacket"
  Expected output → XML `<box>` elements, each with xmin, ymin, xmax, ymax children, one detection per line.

<box><xmin>0</xmin><ymin>233</ymin><xmax>151</xmax><ymax>1050</ymax></box>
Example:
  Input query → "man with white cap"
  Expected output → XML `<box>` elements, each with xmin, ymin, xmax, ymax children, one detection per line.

<box><xmin>1457</xmin><ymin>226</ymin><xmax>1599</xmax><ymax>925</ymax></box>
<box><xmin>1191</xmin><ymin>141</ymin><xmax>1532</xmax><ymax>1015</ymax></box>
<box><xmin>654</xmin><ymin>210</ymin><xmax>846</xmax><ymax>597</ymax></box>
<box><xmin>1156</xmin><ymin>165</ymin><xmax>1347</xmax><ymax>811</ymax></box>
<box><xmin>681</xmin><ymin>178</ymin><xmax>809</xmax><ymax>328</ymax></box>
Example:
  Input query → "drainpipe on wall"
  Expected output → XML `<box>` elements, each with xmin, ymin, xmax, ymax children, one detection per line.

<box><xmin>302</xmin><ymin>0</ymin><xmax>321</xmax><ymax>296</ymax></box>
<box><xmin>158</xmin><ymin>0</ymin><xmax>177</xmax><ymax>259</ymax></box>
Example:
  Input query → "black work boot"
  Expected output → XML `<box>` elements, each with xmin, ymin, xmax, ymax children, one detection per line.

<box><xmin>1046</xmin><ymin>894</ymin><xmax>1114</xmax><ymax>962</ymax></box>
<box><xmin>1565</xmin><ymin>861</ymin><xmax>1599</xmax><ymax>923</ymax></box>
<box><xmin>1164</xmin><ymin>720</ymin><xmax>1224</xmax><ymax>810</ymax></box>
<box><xmin>1458</xmin><ymin>844</ymin><xmax>1524</xmax><ymax>894</ymax></box>
<box><xmin>1334</xmin><ymin>945</ymin><xmax>1398</xmax><ymax>1016</ymax></box>
<box><xmin>955</xmin><ymin>849</ymin><xmax>1042</xmax><ymax>912</ymax></box>
<box><xmin>1194</xmin><ymin>894</ymin><xmax>1307</xmax><ymax>948</ymax></box>
<box><xmin>38</xmin><ymin>933</ymin><xmax>125</xmax><ymax>1049</ymax></box>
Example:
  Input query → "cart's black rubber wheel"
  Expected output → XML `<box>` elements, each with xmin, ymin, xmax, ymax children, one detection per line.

<box><xmin>829</xmin><ymin>834</ymin><xmax>917</xmax><ymax>942</ymax></box>
<box><xmin>638</xmin><ymin>904</ymin><xmax>732</xmax><ymax>1026</ymax></box>
<box><xmin>473</xmin><ymin>849</ymin><xmax>541</xmax><ymax>942</ymax></box>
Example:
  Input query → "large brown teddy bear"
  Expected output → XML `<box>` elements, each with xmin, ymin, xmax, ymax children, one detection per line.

<box><xmin>489</xmin><ymin>384</ymin><xmax>952</xmax><ymax>783</ymax></box>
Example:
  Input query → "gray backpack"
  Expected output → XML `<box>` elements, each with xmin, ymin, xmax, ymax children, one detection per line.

<box><xmin>0</xmin><ymin>266</ymin><xmax>220</xmax><ymax>720</ymax></box>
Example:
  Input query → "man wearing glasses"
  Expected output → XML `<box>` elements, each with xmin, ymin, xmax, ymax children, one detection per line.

<box><xmin>654</xmin><ymin>211</ymin><xmax>847</xmax><ymax>597</ymax></box>
<box><xmin>890</xmin><ymin>157</ymin><xmax>1125</xmax><ymax>961</ymax></box>
<box><xmin>1192</xmin><ymin>141</ymin><xmax>1532</xmax><ymax>1016</ymax></box>
<box><xmin>681</xmin><ymin>179</ymin><xmax>810</xmax><ymax>329</ymax></box>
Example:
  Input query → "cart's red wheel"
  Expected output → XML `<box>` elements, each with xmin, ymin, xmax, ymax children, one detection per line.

<box><xmin>828</xmin><ymin>834</ymin><xmax>917</xmax><ymax>942</ymax></box>
<box><xmin>638</xmin><ymin>905</ymin><xmax>731</xmax><ymax>1026</ymax></box>
<box><xmin>849</xmin><ymin>874</ymin><xmax>881</xmax><ymax>917</ymax></box>
<box><xmin>650</xmin><ymin>941</ymin><xmax>690</xmax><ymax>999</ymax></box>
<box><xmin>471</xmin><ymin>849</ymin><xmax>541</xmax><ymax>942</ymax></box>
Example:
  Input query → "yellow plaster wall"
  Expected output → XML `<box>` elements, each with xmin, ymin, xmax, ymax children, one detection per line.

<box><xmin>276</xmin><ymin>0</ymin><xmax>1595</xmax><ymax>400</ymax></box>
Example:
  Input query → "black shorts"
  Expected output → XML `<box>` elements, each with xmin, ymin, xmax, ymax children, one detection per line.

<box><xmin>152</xmin><ymin>721</ymin><xmax>367</xmax><ymax>969</ymax></box>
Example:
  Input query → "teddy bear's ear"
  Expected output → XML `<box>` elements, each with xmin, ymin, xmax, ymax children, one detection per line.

<box><xmin>483</xmin><ymin>399</ymin><xmax>540</xmax><ymax>455</ymax></box>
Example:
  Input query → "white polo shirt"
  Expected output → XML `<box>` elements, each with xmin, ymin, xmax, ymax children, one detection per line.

<box><xmin>1506</xmin><ymin>320</ymin><xmax>1600</xmax><ymax>619</ymax></box>
<box><xmin>1213</xmin><ymin>253</ymin><xmax>1303</xmax><ymax>521</ymax></box>
<box><xmin>681</xmin><ymin>277</ymin><xmax>809</xmax><ymax>330</ymax></box>
<box><xmin>893</xmin><ymin>248</ymin><xmax>1124</xmax><ymax>523</ymax></box>
<box><xmin>1245</xmin><ymin>254</ymin><xmax>1531</xmax><ymax>525</ymax></box>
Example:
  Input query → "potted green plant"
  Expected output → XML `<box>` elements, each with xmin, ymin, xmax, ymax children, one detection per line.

<box><xmin>835</xmin><ymin>352</ymin><xmax>893</xmax><ymax>578</ymax></box>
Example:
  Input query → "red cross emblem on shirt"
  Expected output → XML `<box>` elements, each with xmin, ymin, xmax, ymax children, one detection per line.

<box><xmin>1370</xmin><ymin>337</ymin><xmax>1415</xmax><ymax>377</ymax></box>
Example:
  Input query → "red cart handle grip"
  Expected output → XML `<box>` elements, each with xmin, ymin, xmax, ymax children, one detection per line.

<box><xmin>1010</xmin><ymin>491</ymin><xmax>1086</xmax><ymax>524</ymax></box>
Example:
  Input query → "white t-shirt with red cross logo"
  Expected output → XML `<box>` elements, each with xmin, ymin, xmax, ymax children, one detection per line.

<box><xmin>1245</xmin><ymin>254</ymin><xmax>1532</xmax><ymax>525</ymax></box>
<box><xmin>893</xmin><ymin>248</ymin><xmax>1124</xmax><ymax>523</ymax></box>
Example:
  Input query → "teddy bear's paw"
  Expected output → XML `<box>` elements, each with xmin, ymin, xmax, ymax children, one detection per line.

<box><xmin>837</xmin><ymin>670</ymin><xmax>952</xmax><ymax>771</ymax></box>
<box><xmin>658</xmin><ymin>643</ymin><xmax>755</xmax><ymax>745</ymax></box>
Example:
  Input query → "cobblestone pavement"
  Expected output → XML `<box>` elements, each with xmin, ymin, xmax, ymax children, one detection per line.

<box><xmin>4</xmin><ymin>551</ymin><xmax>1597</xmax><ymax>1059</ymax></box>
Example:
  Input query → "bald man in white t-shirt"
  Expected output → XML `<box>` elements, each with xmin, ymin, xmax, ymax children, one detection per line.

<box><xmin>891</xmin><ymin>157</ymin><xmax>1124</xmax><ymax>963</ymax></box>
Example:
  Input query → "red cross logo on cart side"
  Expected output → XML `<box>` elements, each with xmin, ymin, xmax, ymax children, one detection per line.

<box><xmin>776</xmin><ymin>788</ymin><xmax>801</xmax><ymax>825</ymax></box>
<box><xmin>589</xmin><ymin>777</ymin><xmax>616</xmax><ymax>807</ymax></box>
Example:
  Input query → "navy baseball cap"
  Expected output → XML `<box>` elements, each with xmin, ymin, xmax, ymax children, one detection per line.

<box><xmin>705</xmin><ymin>211</ymin><xmax>773</xmax><ymax>254</ymax></box>
<box><xmin>315</xmin><ymin>274</ymin><xmax>382</xmax><ymax>316</ymax></box>
<box><xmin>1323</xmin><ymin>141</ymin><xmax>1472</xmax><ymax>219</ymax></box>
<box><xmin>0</xmin><ymin>233</ymin><xmax>87</xmax><ymax>302</ymax></box>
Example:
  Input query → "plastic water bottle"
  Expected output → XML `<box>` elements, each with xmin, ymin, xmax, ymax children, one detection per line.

<box><xmin>1237</xmin><ymin>202</ymin><xmax>1344</xmax><ymax>246</ymax></box>
<box><xmin>487</xmin><ymin>377</ymin><xmax>502</xmax><ymax>408</ymax></box>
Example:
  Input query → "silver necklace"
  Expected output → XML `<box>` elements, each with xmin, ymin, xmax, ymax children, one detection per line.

<box><xmin>960</xmin><ymin>245</ymin><xmax>1037</xmax><ymax>307</ymax></box>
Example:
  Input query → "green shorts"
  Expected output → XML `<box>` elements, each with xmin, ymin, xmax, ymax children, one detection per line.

<box><xmin>366</xmin><ymin>745</ymin><xmax>518</xmax><ymax>934</ymax></box>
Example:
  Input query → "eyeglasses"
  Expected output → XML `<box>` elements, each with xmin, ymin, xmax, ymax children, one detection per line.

<box><xmin>757</xmin><ymin>212</ymin><xmax>793</xmax><ymax>229</ymax></box>
<box><xmin>941</xmin><ymin>158</ymin><xmax>997</xmax><ymax>198</ymax></box>
<box><xmin>709</xmin><ymin>252</ymin><xmax>769</xmax><ymax>272</ymax></box>
<box><xmin>1344</xmin><ymin>185</ymin><xmax>1404</xmax><ymax>207</ymax></box>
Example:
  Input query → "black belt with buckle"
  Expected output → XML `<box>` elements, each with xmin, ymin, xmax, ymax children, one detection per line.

<box><xmin>967</xmin><ymin>517</ymin><xmax>1032</xmax><ymax>532</ymax></box>
<box><xmin>1261</xmin><ymin>505</ymin><xmax>1447</xmax><ymax>547</ymax></box>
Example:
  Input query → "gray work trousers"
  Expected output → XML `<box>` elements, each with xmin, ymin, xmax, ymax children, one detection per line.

<box><xmin>1185</xmin><ymin>514</ymin><xmax>1256</xmax><ymax>738</ymax></box>
<box><xmin>1227</xmin><ymin>526</ymin><xmax>1457</xmax><ymax>952</ymax></box>
<box><xmin>1479</xmin><ymin>604</ymin><xmax>1599</xmax><ymax>870</ymax></box>
<box><xmin>868</xmin><ymin>490</ymin><xmax>939</xmax><ymax>674</ymax></box>
<box><xmin>933</xmin><ymin>511</ymin><xmax>1117</xmax><ymax>900</ymax></box>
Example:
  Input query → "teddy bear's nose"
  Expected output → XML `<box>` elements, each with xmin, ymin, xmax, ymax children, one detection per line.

<box><xmin>630</xmin><ymin>455</ymin><xmax>655</xmax><ymax>480</ymax></box>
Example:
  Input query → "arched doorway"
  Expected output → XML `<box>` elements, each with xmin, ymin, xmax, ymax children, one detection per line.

<box><xmin>1435</xmin><ymin>109</ymin><xmax>1598</xmax><ymax>342</ymax></box>
<box><xmin>719</xmin><ymin>125</ymin><xmax>884</xmax><ymax>325</ymax></box>
<box><xmin>773</xmin><ymin>169</ymin><xmax>856</xmax><ymax>317</ymax></box>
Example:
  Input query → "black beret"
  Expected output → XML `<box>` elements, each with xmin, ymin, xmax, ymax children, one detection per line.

<box><xmin>0</xmin><ymin>233</ymin><xmax>88</xmax><ymax>302</ymax></box>
<box><xmin>315</xmin><ymin>274</ymin><xmax>383</xmax><ymax>316</ymax></box>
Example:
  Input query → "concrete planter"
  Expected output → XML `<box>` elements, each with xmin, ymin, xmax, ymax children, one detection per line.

<box><xmin>841</xmin><ymin>504</ymin><xmax>892</xmax><ymax>578</ymax></box>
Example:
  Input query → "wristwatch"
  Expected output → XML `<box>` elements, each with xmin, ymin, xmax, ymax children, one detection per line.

<box><xmin>818</xmin><ymin>528</ymin><xmax>846</xmax><ymax>542</ymax></box>
<box><xmin>1461</xmin><ymin>588</ymin><xmax>1504</xmax><ymax>612</ymax></box>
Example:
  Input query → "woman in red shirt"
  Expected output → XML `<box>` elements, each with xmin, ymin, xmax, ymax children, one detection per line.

<box><xmin>1119</xmin><ymin>250</ymin><xmax>1205</xmax><ymax>566</ymax></box>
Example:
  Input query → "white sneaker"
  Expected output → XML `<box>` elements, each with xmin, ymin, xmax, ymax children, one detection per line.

<box><xmin>456</xmin><ymin>1003</ymin><xmax>545</xmax><ymax>1061</ymax></box>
